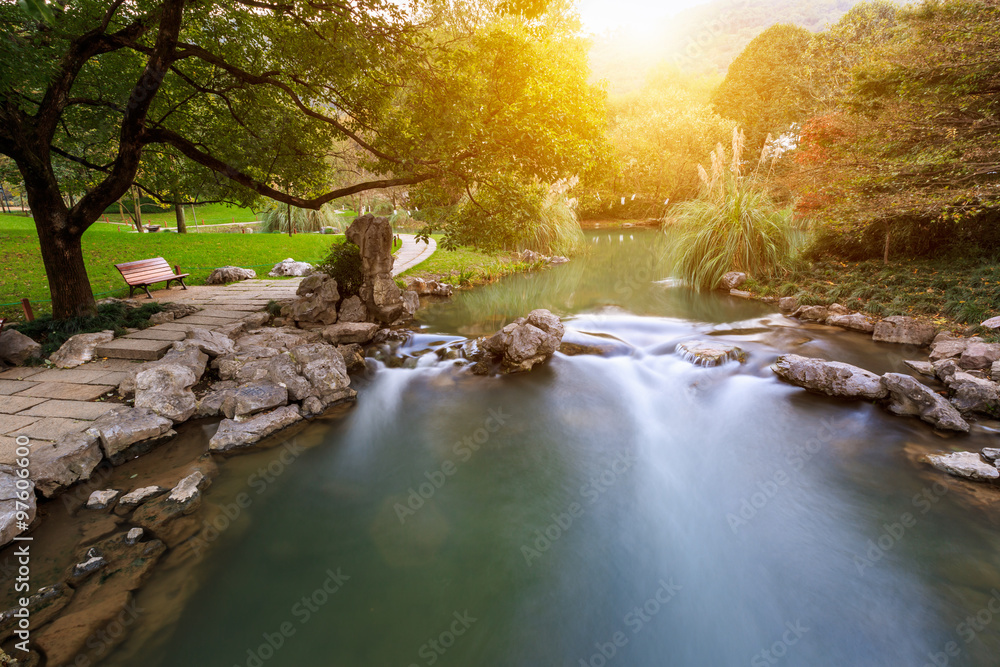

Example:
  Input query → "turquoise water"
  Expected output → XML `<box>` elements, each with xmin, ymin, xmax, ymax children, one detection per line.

<box><xmin>112</xmin><ymin>231</ymin><xmax>1000</xmax><ymax>667</ymax></box>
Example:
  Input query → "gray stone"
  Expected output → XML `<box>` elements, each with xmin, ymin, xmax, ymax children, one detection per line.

<box><xmin>549</xmin><ymin>256</ymin><xmax>570</xmax><ymax>265</ymax></box>
<box><xmin>902</xmin><ymin>360</ymin><xmax>936</xmax><ymax>377</ymax></box>
<box><xmin>826</xmin><ymin>313</ymin><xmax>875</xmax><ymax>333</ymax></box>
<box><xmin>948</xmin><ymin>372</ymin><xmax>1000</xmax><ymax>415</ymax></box>
<box><xmin>236</xmin><ymin>328</ymin><xmax>318</xmax><ymax>353</ymax></box>
<box><xmin>183</xmin><ymin>328</ymin><xmax>236</xmax><ymax>358</ymax></box>
<box><xmin>285</xmin><ymin>278</ymin><xmax>340</xmax><ymax>325</ymax></box>
<box><xmin>321</xmin><ymin>322</ymin><xmax>379</xmax><ymax>345</ymax></box>
<box><xmin>827</xmin><ymin>303</ymin><xmax>850</xmax><ymax>317</ymax></box>
<box><xmin>347</xmin><ymin>215</ymin><xmax>404</xmax><ymax>323</ymax></box>
<box><xmin>72</xmin><ymin>548</ymin><xmax>107</xmax><ymax>578</ymax></box>
<box><xmin>206</xmin><ymin>266</ymin><xmax>257</xmax><ymax>285</ymax></box>
<box><xmin>401</xmin><ymin>290</ymin><xmax>420</xmax><ymax>317</ymax></box>
<box><xmin>240</xmin><ymin>312</ymin><xmax>270</xmax><ymax>329</ymax></box>
<box><xmin>49</xmin><ymin>330</ymin><xmax>115</xmax><ymax>368</ymax></box>
<box><xmin>992</xmin><ymin>361</ymin><xmax>1000</xmax><ymax>381</ymax></box>
<box><xmin>0</xmin><ymin>329</ymin><xmax>41</xmax><ymax>365</ymax></box>
<box><xmin>86</xmin><ymin>489</ymin><xmax>120</xmax><ymax>510</ymax></box>
<box><xmin>29</xmin><ymin>431</ymin><xmax>103</xmax><ymax>498</ymax></box>
<box><xmin>982</xmin><ymin>448</ymin><xmax>1000</xmax><ymax>464</ymax></box>
<box><xmin>479</xmin><ymin>309</ymin><xmax>565</xmax><ymax>374</ymax></box>
<box><xmin>134</xmin><ymin>364</ymin><xmax>197</xmax><ymax>422</ymax></box>
<box><xmin>119</xmin><ymin>486</ymin><xmax>167</xmax><ymax>507</ymax></box>
<box><xmin>959</xmin><ymin>341</ymin><xmax>1000</xmax><ymax>370</ymax></box>
<box><xmin>981</xmin><ymin>316</ymin><xmax>1000</xmax><ymax>330</ymax></box>
<box><xmin>195</xmin><ymin>383</ymin><xmax>238</xmax><ymax>418</ymax></box>
<box><xmin>221</xmin><ymin>382</ymin><xmax>288</xmax><ymax>419</ymax></box>
<box><xmin>296</xmin><ymin>273</ymin><xmax>327</xmax><ymax>296</ymax></box>
<box><xmin>119</xmin><ymin>345</ymin><xmax>208</xmax><ymax>395</ymax></box>
<box><xmin>210</xmin><ymin>405</ymin><xmax>303</xmax><ymax>451</ymax></box>
<box><xmin>88</xmin><ymin>407</ymin><xmax>174</xmax><ymax>462</ymax></box>
<box><xmin>168</xmin><ymin>471</ymin><xmax>205</xmax><ymax>504</ymax></box>
<box><xmin>337</xmin><ymin>344</ymin><xmax>366</xmax><ymax>373</ymax></box>
<box><xmin>929</xmin><ymin>336</ymin><xmax>971</xmax><ymax>361</ymax></box>
<box><xmin>729</xmin><ymin>289</ymin><xmax>752</xmax><ymax>299</ymax></box>
<box><xmin>933</xmin><ymin>358</ymin><xmax>960</xmax><ymax>384</ymax></box>
<box><xmin>162</xmin><ymin>303</ymin><xmax>200</xmax><ymax>318</ymax></box>
<box><xmin>338</xmin><ymin>295</ymin><xmax>368</xmax><ymax>323</ymax></box>
<box><xmin>125</xmin><ymin>527</ymin><xmax>145</xmax><ymax>544</ymax></box>
<box><xmin>791</xmin><ymin>305</ymin><xmax>829</xmax><ymax>323</ymax></box>
<box><xmin>148</xmin><ymin>311</ymin><xmax>175</xmax><ymax>325</ymax></box>
<box><xmin>291</xmin><ymin>343</ymin><xmax>353</xmax><ymax>404</ymax></box>
<box><xmin>0</xmin><ymin>465</ymin><xmax>34</xmax><ymax>547</ymax></box>
<box><xmin>721</xmin><ymin>272</ymin><xmax>748</xmax><ymax>289</ymax></box>
<box><xmin>925</xmin><ymin>451</ymin><xmax>999</xmax><ymax>482</ymax></box>
<box><xmin>772</xmin><ymin>354</ymin><xmax>886</xmax><ymax>400</ymax></box>
<box><xmin>302</xmin><ymin>396</ymin><xmax>325</xmax><ymax>415</ymax></box>
<box><xmin>677</xmin><ymin>341</ymin><xmax>745</xmax><ymax>367</ymax></box>
<box><xmin>881</xmin><ymin>373</ymin><xmax>969</xmax><ymax>432</ymax></box>
<box><xmin>266</xmin><ymin>354</ymin><xmax>313</xmax><ymax>401</ymax></box>
<box><xmin>778</xmin><ymin>297</ymin><xmax>798</xmax><ymax>313</ymax></box>
<box><xmin>268</xmin><ymin>258</ymin><xmax>313</xmax><ymax>277</ymax></box>
<box><xmin>873</xmin><ymin>316</ymin><xmax>936</xmax><ymax>346</ymax></box>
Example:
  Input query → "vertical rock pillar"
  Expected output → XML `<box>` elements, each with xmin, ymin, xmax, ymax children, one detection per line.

<box><xmin>345</xmin><ymin>214</ymin><xmax>404</xmax><ymax>324</ymax></box>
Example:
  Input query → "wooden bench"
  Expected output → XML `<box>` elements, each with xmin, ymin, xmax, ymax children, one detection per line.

<box><xmin>114</xmin><ymin>257</ymin><xmax>189</xmax><ymax>299</ymax></box>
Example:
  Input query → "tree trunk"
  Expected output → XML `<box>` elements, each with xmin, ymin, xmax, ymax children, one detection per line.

<box><xmin>883</xmin><ymin>229</ymin><xmax>891</xmax><ymax>265</ymax></box>
<box><xmin>35</xmin><ymin>210</ymin><xmax>97</xmax><ymax>319</ymax></box>
<box><xmin>287</xmin><ymin>200</ymin><xmax>292</xmax><ymax>237</ymax></box>
<box><xmin>132</xmin><ymin>187</ymin><xmax>144</xmax><ymax>232</ymax></box>
<box><xmin>175</xmin><ymin>202</ymin><xmax>187</xmax><ymax>233</ymax></box>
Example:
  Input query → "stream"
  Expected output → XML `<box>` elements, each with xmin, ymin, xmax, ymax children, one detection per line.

<box><xmin>107</xmin><ymin>229</ymin><xmax>1000</xmax><ymax>667</ymax></box>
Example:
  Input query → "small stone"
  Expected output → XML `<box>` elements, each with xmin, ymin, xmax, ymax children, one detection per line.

<box><xmin>981</xmin><ymin>448</ymin><xmax>1000</xmax><ymax>464</ymax></box>
<box><xmin>206</xmin><ymin>266</ymin><xmax>256</xmax><ymax>284</ymax></box>
<box><xmin>721</xmin><ymin>272</ymin><xmax>747</xmax><ymax>290</ymax></box>
<box><xmin>729</xmin><ymin>289</ymin><xmax>752</xmax><ymax>299</ymax></box>
<box><xmin>86</xmin><ymin>489</ymin><xmax>120</xmax><ymax>510</ymax></box>
<box><xmin>72</xmin><ymin>548</ymin><xmax>107</xmax><ymax>578</ymax></box>
<box><xmin>791</xmin><ymin>305</ymin><xmax>829</xmax><ymax>323</ymax></box>
<box><xmin>981</xmin><ymin>316</ymin><xmax>1000</xmax><ymax>330</ymax></box>
<box><xmin>873</xmin><ymin>316</ymin><xmax>936</xmax><ymax>346</ymax></box>
<box><xmin>902</xmin><ymin>360</ymin><xmax>936</xmax><ymax>377</ymax></box>
<box><xmin>119</xmin><ymin>486</ymin><xmax>167</xmax><ymax>507</ymax></box>
<box><xmin>302</xmin><ymin>396</ymin><xmax>325</xmax><ymax>415</ymax></box>
<box><xmin>926</xmin><ymin>451</ymin><xmax>999</xmax><ymax>482</ymax></box>
<box><xmin>269</xmin><ymin>258</ymin><xmax>313</xmax><ymax>277</ymax></box>
<box><xmin>677</xmin><ymin>341</ymin><xmax>745</xmax><ymax>367</ymax></box>
<box><xmin>826</xmin><ymin>313</ymin><xmax>875</xmax><ymax>333</ymax></box>
<box><xmin>148</xmin><ymin>311</ymin><xmax>175</xmax><ymax>325</ymax></box>
<box><xmin>48</xmin><ymin>330</ymin><xmax>115</xmax><ymax>368</ymax></box>
<box><xmin>778</xmin><ymin>297</ymin><xmax>798</xmax><ymax>313</ymax></box>
<box><xmin>0</xmin><ymin>328</ymin><xmax>42</xmax><ymax>365</ymax></box>
<box><xmin>125</xmin><ymin>527</ymin><xmax>144</xmax><ymax>545</ymax></box>
<box><xmin>168</xmin><ymin>471</ymin><xmax>205</xmax><ymax>504</ymax></box>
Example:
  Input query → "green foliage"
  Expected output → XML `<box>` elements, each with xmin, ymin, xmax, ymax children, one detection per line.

<box><xmin>266</xmin><ymin>300</ymin><xmax>282</xmax><ymax>317</ymax></box>
<box><xmin>260</xmin><ymin>204</ymin><xmax>339</xmax><ymax>234</ymax></box>
<box><xmin>317</xmin><ymin>242</ymin><xmax>364</xmax><ymax>297</ymax></box>
<box><xmin>665</xmin><ymin>133</ymin><xmax>794</xmax><ymax>289</ymax></box>
<box><xmin>15</xmin><ymin>302</ymin><xmax>163</xmax><ymax>359</ymax></box>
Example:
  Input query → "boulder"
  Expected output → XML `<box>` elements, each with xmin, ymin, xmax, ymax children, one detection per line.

<box><xmin>902</xmin><ymin>360</ymin><xmax>936</xmax><ymax>377</ymax></box>
<box><xmin>296</xmin><ymin>273</ymin><xmax>327</xmax><ymax>296</ymax></box>
<box><xmin>479</xmin><ymin>309</ymin><xmax>565</xmax><ymax>373</ymax></box>
<box><xmin>221</xmin><ymin>382</ymin><xmax>288</xmax><ymax>419</ymax></box>
<box><xmin>183</xmin><ymin>328</ymin><xmax>236</xmax><ymax>358</ymax></box>
<box><xmin>881</xmin><ymin>373</ymin><xmax>969</xmax><ymax>432</ymax></box>
<box><xmin>87</xmin><ymin>407</ymin><xmax>174</xmax><ymax>464</ymax></box>
<box><xmin>206</xmin><ymin>266</ymin><xmax>256</xmax><ymax>285</ymax></box>
<box><xmin>791</xmin><ymin>305</ymin><xmax>829</xmax><ymax>323</ymax></box>
<box><xmin>929</xmin><ymin>335</ymin><xmax>971</xmax><ymax>361</ymax></box>
<box><xmin>0</xmin><ymin>329</ymin><xmax>41</xmax><ymax>365</ymax></box>
<box><xmin>266</xmin><ymin>353</ymin><xmax>313</xmax><ymax>401</ymax></box>
<box><xmin>677</xmin><ymin>341</ymin><xmax>745</xmax><ymax>367</ymax></box>
<box><xmin>872</xmin><ymin>316</ymin><xmax>936</xmax><ymax>346</ymax></box>
<box><xmin>0</xmin><ymin>465</ymin><xmax>34</xmax><ymax>547</ymax></box>
<box><xmin>29</xmin><ymin>431</ymin><xmax>103</xmax><ymax>498</ymax></box>
<box><xmin>86</xmin><ymin>489</ymin><xmax>120</xmax><ymax>510</ymax></box>
<box><xmin>981</xmin><ymin>316</ymin><xmax>1000</xmax><ymax>330</ymax></box>
<box><xmin>960</xmin><ymin>341</ymin><xmax>1000</xmax><ymax>370</ymax></box>
<box><xmin>925</xmin><ymin>451</ymin><xmax>999</xmax><ymax>482</ymax></box>
<box><xmin>338</xmin><ymin>295</ymin><xmax>368</xmax><ymax>323</ymax></box>
<box><xmin>778</xmin><ymin>297</ymin><xmax>798</xmax><ymax>313</ymax></box>
<box><xmin>210</xmin><ymin>405</ymin><xmax>304</xmax><ymax>452</ymax></box>
<box><xmin>268</xmin><ymin>258</ymin><xmax>313</xmax><ymax>277</ymax></box>
<box><xmin>346</xmin><ymin>214</ymin><xmax>404</xmax><ymax>323</ymax></box>
<box><xmin>195</xmin><ymin>383</ymin><xmax>238</xmax><ymax>418</ymax></box>
<box><xmin>948</xmin><ymin>372</ymin><xmax>1000</xmax><ymax>415</ymax></box>
<box><xmin>148</xmin><ymin>311</ymin><xmax>174</xmax><ymax>325</ymax></box>
<box><xmin>772</xmin><ymin>354</ymin><xmax>886</xmax><ymax>400</ymax></box>
<box><xmin>119</xmin><ymin>344</ymin><xmax>208</xmax><ymax>395</ymax></box>
<box><xmin>401</xmin><ymin>290</ymin><xmax>420</xmax><ymax>317</ymax></box>
<box><xmin>826</xmin><ymin>313</ymin><xmax>875</xmax><ymax>333</ymax></box>
<box><xmin>285</xmin><ymin>277</ymin><xmax>340</xmax><ymax>325</ymax></box>
<box><xmin>321</xmin><ymin>322</ymin><xmax>379</xmax><ymax>345</ymax></box>
<box><xmin>134</xmin><ymin>364</ymin><xmax>197</xmax><ymax>422</ymax></box>
<box><xmin>290</xmin><ymin>343</ymin><xmax>354</xmax><ymax>404</ymax></box>
<box><xmin>48</xmin><ymin>330</ymin><xmax>114</xmax><ymax>368</ymax></box>
<box><xmin>337</xmin><ymin>344</ymin><xmax>367</xmax><ymax>373</ymax></box>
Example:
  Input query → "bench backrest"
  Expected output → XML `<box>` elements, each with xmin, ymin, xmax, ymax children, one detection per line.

<box><xmin>115</xmin><ymin>257</ymin><xmax>176</xmax><ymax>286</ymax></box>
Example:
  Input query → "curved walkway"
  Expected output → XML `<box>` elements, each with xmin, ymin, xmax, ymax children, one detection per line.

<box><xmin>393</xmin><ymin>234</ymin><xmax>436</xmax><ymax>276</ymax></box>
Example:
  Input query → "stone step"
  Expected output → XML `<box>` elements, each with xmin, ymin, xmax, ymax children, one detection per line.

<box><xmin>94</xmin><ymin>338</ymin><xmax>174</xmax><ymax>361</ymax></box>
<box><xmin>124</xmin><ymin>328</ymin><xmax>188</xmax><ymax>342</ymax></box>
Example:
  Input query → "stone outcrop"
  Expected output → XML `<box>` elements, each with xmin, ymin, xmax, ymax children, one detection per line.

<box><xmin>49</xmin><ymin>330</ymin><xmax>114</xmax><ymax>368</ymax></box>
<box><xmin>221</xmin><ymin>382</ymin><xmax>288</xmax><ymax>419</ymax></box>
<box><xmin>321</xmin><ymin>322</ymin><xmax>379</xmax><ymax>345</ymax></box>
<box><xmin>337</xmin><ymin>295</ymin><xmax>367</xmax><ymax>323</ymax></box>
<box><xmin>925</xmin><ymin>452</ymin><xmax>999</xmax><ymax>482</ymax></box>
<box><xmin>872</xmin><ymin>316</ymin><xmax>936</xmax><ymax>346</ymax></box>
<box><xmin>947</xmin><ymin>371</ymin><xmax>1000</xmax><ymax>415</ymax></box>
<box><xmin>346</xmin><ymin>214</ymin><xmax>404</xmax><ymax>323</ymax></box>
<box><xmin>210</xmin><ymin>405</ymin><xmax>304</xmax><ymax>452</ymax></box>
<box><xmin>477</xmin><ymin>309</ymin><xmax>565</xmax><ymax>374</ymax></box>
<box><xmin>119</xmin><ymin>344</ymin><xmax>208</xmax><ymax>395</ymax></box>
<box><xmin>29</xmin><ymin>431</ymin><xmax>103</xmax><ymax>498</ymax></box>
<box><xmin>720</xmin><ymin>272</ymin><xmax>747</xmax><ymax>290</ymax></box>
<box><xmin>291</xmin><ymin>343</ymin><xmax>354</xmax><ymax>405</ymax></box>
<box><xmin>0</xmin><ymin>465</ymin><xmax>35</xmax><ymax>547</ymax></box>
<box><xmin>134</xmin><ymin>364</ymin><xmax>198</xmax><ymax>422</ymax></box>
<box><xmin>826</xmin><ymin>313</ymin><xmax>875</xmax><ymax>333</ymax></box>
<box><xmin>87</xmin><ymin>407</ymin><xmax>175</xmax><ymax>464</ymax></box>
<box><xmin>772</xmin><ymin>354</ymin><xmax>886</xmax><ymax>400</ymax></box>
<box><xmin>284</xmin><ymin>275</ymin><xmax>340</xmax><ymax>325</ymax></box>
<box><xmin>206</xmin><ymin>266</ymin><xmax>257</xmax><ymax>285</ymax></box>
<box><xmin>881</xmin><ymin>373</ymin><xmax>969</xmax><ymax>432</ymax></box>
<box><xmin>268</xmin><ymin>258</ymin><xmax>313</xmax><ymax>277</ymax></box>
<box><xmin>960</xmin><ymin>341</ymin><xmax>1000</xmax><ymax>370</ymax></box>
<box><xmin>0</xmin><ymin>328</ymin><xmax>41</xmax><ymax>365</ymax></box>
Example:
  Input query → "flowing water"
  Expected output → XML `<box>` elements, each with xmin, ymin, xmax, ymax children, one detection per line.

<box><xmin>111</xmin><ymin>230</ymin><xmax>1000</xmax><ymax>667</ymax></box>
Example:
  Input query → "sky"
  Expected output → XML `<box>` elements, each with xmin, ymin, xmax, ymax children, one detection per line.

<box><xmin>576</xmin><ymin>0</ymin><xmax>715</xmax><ymax>34</ymax></box>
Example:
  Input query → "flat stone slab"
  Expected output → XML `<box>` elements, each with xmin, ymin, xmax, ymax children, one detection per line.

<box><xmin>174</xmin><ymin>315</ymin><xmax>243</xmax><ymax>325</ymax></box>
<box><xmin>27</xmin><ymin>368</ymin><xmax>115</xmax><ymax>384</ymax></box>
<box><xmin>80</xmin><ymin>359</ymin><xmax>142</xmax><ymax>372</ymax></box>
<box><xmin>93</xmin><ymin>338</ymin><xmax>174</xmax><ymax>361</ymax></box>
<box><xmin>0</xmin><ymin>396</ymin><xmax>47</xmax><ymax>414</ymax></box>
<box><xmin>19</xmin><ymin>400</ymin><xmax>119</xmax><ymax>420</ymax></box>
<box><xmin>10</xmin><ymin>416</ymin><xmax>89</xmax><ymax>441</ymax></box>
<box><xmin>16</xmin><ymin>382</ymin><xmax>116</xmax><ymax>401</ymax></box>
<box><xmin>154</xmin><ymin>322</ymin><xmax>224</xmax><ymax>333</ymax></box>
<box><xmin>0</xmin><ymin>379</ymin><xmax>39</xmax><ymax>395</ymax></box>
<box><xmin>0</xmin><ymin>367</ymin><xmax>43</xmax><ymax>380</ymax></box>
<box><xmin>90</xmin><ymin>371</ymin><xmax>128</xmax><ymax>386</ymax></box>
<box><xmin>0</xmin><ymin>413</ymin><xmax>41</xmax><ymax>435</ymax></box>
<box><xmin>124</xmin><ymin>329</ymin><xmax>188</xmax><ymax>341</ymax></box>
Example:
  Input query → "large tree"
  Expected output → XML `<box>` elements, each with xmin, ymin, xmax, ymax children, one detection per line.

<box><xmin>0</xmin><ymin>0</ymin><xmax>592</xmax><ymax>318</ymax></box>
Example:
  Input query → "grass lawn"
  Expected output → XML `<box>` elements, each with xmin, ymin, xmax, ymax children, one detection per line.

<box><xmin>0</xmin><ymin>212</ymin><xmax>342</xmax><ymax>321</ymax></box>
<box><xmin>401</xmin><ymin>237</ymin><xmax>539</xmax><ymax>286</ymax></box>
<box><xmin>95</xmin><ymin>202</ymin><xmax>259</xmax><ymax>230</ymax></box>
<box><xmin>750</xmin><ymin>257</ymin><xmax>1000</xmax><ymax>336</ymax></box>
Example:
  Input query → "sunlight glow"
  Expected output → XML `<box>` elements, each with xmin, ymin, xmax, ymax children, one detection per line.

<box><xmin>576</xmin><ymin>0</ymin><xmax>715</xmax><ymax>34</ymax></box>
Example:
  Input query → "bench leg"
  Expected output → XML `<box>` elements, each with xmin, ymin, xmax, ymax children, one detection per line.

<box><xmin>178</xmin><ymin>277</ymin><xmax>188</xmax><ymax>291</ymax></box>
<box><xmin>128</xmin><ymin>285</ymin><xmax>135</xmax><ymax>298</ymax></box>
<box><xmin>143</xmin><ymin>285</ymin><xmax>153</xmax><ymax>299</ymax></box>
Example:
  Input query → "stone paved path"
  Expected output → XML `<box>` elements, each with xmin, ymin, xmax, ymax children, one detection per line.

<box><xmin>393</xmin><ymin>234</ymin><xmax>436</xmax><ymax>276</ymax></box>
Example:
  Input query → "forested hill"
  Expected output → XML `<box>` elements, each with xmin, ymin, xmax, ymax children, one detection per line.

<box><xmin>589</xmin><ymin>0</ymin><xmax>897</xmax><ymax>93</ymax></box>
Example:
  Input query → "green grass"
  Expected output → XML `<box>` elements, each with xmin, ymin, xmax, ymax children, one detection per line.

<box><xmin>96</xmin><ymin>203</ymin><xmax>259</xmax><ymax>230</ymax></box>
<box><xmin>400</xmin><ymin>236</ymin><xmax>539</xmax><ymax>286</ymax></box>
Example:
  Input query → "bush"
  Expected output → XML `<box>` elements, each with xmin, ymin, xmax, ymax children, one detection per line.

<box><xmin>260</xmin><ymin>204</ymin><xmax>339</xmax><ymax>234</ymax></box>
<box><xmin>15</xmin><ymin>301</ymin><xmax>164</xmax><ymax>359</ymax></box>
<box><xmin>317</xmin><ymin>241</ymin><xmax>364</xmax><ymax>297</ymax></box>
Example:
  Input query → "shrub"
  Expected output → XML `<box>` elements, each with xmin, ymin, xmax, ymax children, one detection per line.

<box><xmin>15</xmin><ymin>301</ymin><xmax>163</xmax><ymax>359</ymax></box>
<box><xmin>317</xmin><ymin>241</ymin><xmax>364</xmax><ymax>297</ymax></box>
<box><xmin>260</xmin><ymin>204</ymin><xmax>339</xmax><ymax>234</ymax></box>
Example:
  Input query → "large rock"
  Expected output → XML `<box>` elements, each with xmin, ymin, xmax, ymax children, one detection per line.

<box><xmin>49</xmin><ymin>330</ymin><xmax>114</xmax><ymax>368</ymax></box>
<box><xmin>119</xmin><ymin>344</ymin><xmax>208</xmax><ymax>395</ymax></box>
<box><xmin>183</xmin><ymin>328</ymin><xmax>236</xmax><ymax>358</ymax></box>
<box><xmin>266</xmin><ymin>354</ymin><xmax>313</xmax><ymax>401</ymax></box>
<box><xmin>296</xmin><ymin>273</ymin><xmax>327</xmax><ymax>296</ymax></box>
<box><xmin>407</xmin><ymin>278</ymin><xmax>453</xmax><ymax>297</ymax></box>
<box><xmin>87</xmin><ymin>407</ymin><xmax>174</xmax><ymax>464</ymax></box>
<box><xmin>221</xmin><ymin>382</ymin><xmax>288</xmax><ymax>419</ymax></box>
<box><xmin>29</xmin><ymin>431</ymin><xmax>104</xmax><ymax>498</ymax></box>
<box><xmin>321</xmin><ymin>322</ymin><xmax>379</xmax><ymax>345</ymax></box>
<box><xmin>134</xmin><ymin>364</ymin><xmax>197</xmax><ymax>422</ymax></box>
<box><xmin>981</xmin><ymin>316</ymin><xmax>1000</xmax><ymax>330</ymax></box>
<box><xmin>210</xmin><ymin>405</ymin><xmax>304</xmax><ymax>452</ymax></box>
<box><xmin>401</xmin><ymin>290</ymin><xmax>420</xmax><ymax>317</ymax></box>
<box><xmin>929</xmin><ymin>334</ymin><xmax>971</xmax><ymax>361</ymax></box>
<box><xmin>0</xmin><ymin>328</ymin><xmax>41</xmax><ymax>365</ymax></box>
<box><xmin>925</xmin><ymin>452</ymin><xmax>999</xmax><ymax>482</ymax></box>
<box><xmin>0</xmin><ymin>465</ymin><xmax>34</xmax><ymax>548</ymax></box>
<box><xmin>826</xmin><ymin>313</ymin><xmax>875</xmax><ymax>333</ymax></box>
<box><xmin>346</xmin><ymin>214</ymin><xmax>404</xmax><ymax>323</ymax></box>
<box><xmin>195</xmin><ymin>382</ymin><xmax>238</xmax><ymax>418</ymax></box>
<box><xmin>791</xmin><ymin>305</ymin><xmax>829</xmax><ymax>323</ymax></box>
<box><xmin>960</xmin><ymin>341</ymin><xmax>1000</xmax><ymax>370</ymax></box>
<box><xmin>778</xmin><ymin>297</ymin><xmax>798</xmax><ymax>313</ymax></box>
<box><xmin>269</xmin><ymin>258</ymin><xmax>313</xmax><ymax>277</ymax></box>
<box><xmin>479</xmin><ymin>309</ymin><xmax>565</xmax><ymax>373</ymax></box>
<box><xmin>948</xmin><ymin>372</ymin><xmax>1000</xmax><ymax>415</ymax></box>
<box><xmin>772</xmin><ymin>354</ymin><xmax>886</xmax><ymax>400</ymax></box>
<box><xmin>290</xmin><ymin>343</ymin><xmax>354</xmax><ymax>404</ymax></box>
<box><xmin>338</xmin><ymin>295</ymin><xmax>367</xmax><ymax>323</ymax></box>
<box><xmin>720</xmin><ymin>272</ymin><xmax>747</xmax><ymax>290</ymax></box>
<box><xmin>205</xmin><ymin>266</ymin><xmax>256</xmax><ymax>285</ymax></box>
<box><xmin>873</xmin><ymin>316</ymin><xmax>936</xmax><ymax>346</ymax></box>
<box><xmin>285</xmin><ymin>277</ymin><xmax>340</xmax><ymax>325</ymax></box>
<box><xmin>881</xmin><ymin>373</ymin><xmax>969</xmax><ymax>432</ymax></box>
